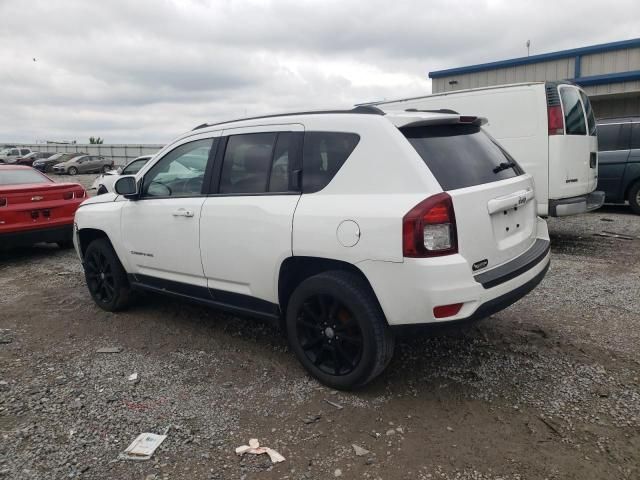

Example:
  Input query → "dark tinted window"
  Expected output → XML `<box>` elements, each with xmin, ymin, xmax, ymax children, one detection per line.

<box><xmin>302</xmin><ymin>132</ymin><xmax>359</xmax><ymax>193</ymax></box>
<box><xmin>0</xmin><ymin>169</ymin><xmax>51</xmax><ymax>185</ymax></box>
<box><xmin>401</xmin><ymin>124</ymin><xmax>523</xmax><ymax>191</ymax></box>
<box><xmin>560</xmin><ymin>87</ymin><xmax>586</xmax><ymax>135</ymax></box>
<box><xmin>220</xmin><ymin>133</ymin><xmax>276</xmax><ymax>194</ymax></box>
<box><xmin>631</xmin><ymin>123</ymin><xmax>640</xmax><ymax>150</ymax></box>
<box><xmin>143</xmin><ymin>138</ymin><xmax>214</xmax><ymax>197</ymax></box>
<box><xmin>20</xmin><ymin>149</ymin><xmax>30</xmax><ymax>155</ymax></box>
<box><xmin>597</xmin><ymin>124</ymin><xmax>630</xmax><ymax>151</ymax></box>
<box><xmin>269</xmin><ymin>133</ymin><xmax>293</xmax><ymax>192</ymax></box>
<box><xmin>579</xmin><ymin>91</ymin><xmax>597</xmax><ymax>136</ymax></box>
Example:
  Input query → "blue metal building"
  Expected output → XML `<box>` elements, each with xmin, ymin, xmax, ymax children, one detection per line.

<box><xmin>429</xmin><ymin>38</ymin><xmax>640</xmax><ymax>118</ymax></box>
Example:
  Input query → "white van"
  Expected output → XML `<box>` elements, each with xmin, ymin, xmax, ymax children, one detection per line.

<box><xmin>367</xmin><ymin>82</ymin><xmax>604</xmax><ymax>217</ymax></box>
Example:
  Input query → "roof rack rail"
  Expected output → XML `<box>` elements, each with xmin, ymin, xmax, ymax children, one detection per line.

<box><xmin>405</xmin><ymin>108</ymin><xmax>460</xmax><ymax>115</ymax></box>
<box><xmin>192</xmin><ymin>106</ymin><xmax>385</xmax><ymax>130</ymax></box>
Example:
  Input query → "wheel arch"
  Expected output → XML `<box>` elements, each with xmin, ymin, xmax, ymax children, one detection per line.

<box><xmin>277</xmin><ymin>256</ymin><xmax>381</xmax><ymax>320</ymax></box>
<box><xmin>624</xmin><ymin>175</ymin><xmax>640</xmax><ymax>202</ymax></box>
<box><xmin>77</xmin><ymin>228</ymin><xmax>113</xmax><ymax>259</ymax></box>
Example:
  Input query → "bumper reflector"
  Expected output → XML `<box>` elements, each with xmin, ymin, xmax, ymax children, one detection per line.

<box><xmin>433</xmin><ymin>303</ymin><xmax>463</xmax><ymax>319</ymax></box>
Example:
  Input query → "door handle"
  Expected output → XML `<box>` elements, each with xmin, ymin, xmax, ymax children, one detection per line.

<box><xmin>172</xmin><ymin>208</ymin><xmax>194</xmax><ymax>217</ymax></box>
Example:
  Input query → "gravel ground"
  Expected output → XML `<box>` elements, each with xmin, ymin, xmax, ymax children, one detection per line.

<box><xmin>1</xmin><ymin>179</ymin><xmax>639</xmax><ymax>479</ymax></box>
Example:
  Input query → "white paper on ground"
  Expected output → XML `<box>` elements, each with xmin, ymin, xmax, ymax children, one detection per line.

<box><xmin>120</xmin><ymin>433</ymin><xmax>167</xmax><ymax>461</ymax></box>
<box><xmin>235</xmin><ymin>438</ymin><xmax>285</xmax><ymax>464</ymax></box>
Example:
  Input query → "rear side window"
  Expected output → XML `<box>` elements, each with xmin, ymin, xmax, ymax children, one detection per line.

<box><xmin>220</xmin><ymin>133</ymin><xmax>277</xmax><ymax>194</ymax></box>
<box><xmin>560</xmin><ymin>87</ymin><xmax>586</xmax><ymax>135</ymax></box>
<box><xmin>401</xmin><ymin>124</ymin><xmax>523</xmax><ymax>191</ymax></box>
<box><xmin>302</xmin><ymin>132</ymin><xmax>360</xmax><ymax>193</ymax></box>
<box><xmin>631</xmin><ymin>123</ymin><xmax>640</xmax><ymax>150</ymax></box>
<box><xmin>597</xmin><ymin>124</ymin><xmax>630</xmax><ymax>151</ymax></box>
<box><xmin>579</xmin><ymin>91</ymin><xmax>597</xmax><ymax>136</ymax></box>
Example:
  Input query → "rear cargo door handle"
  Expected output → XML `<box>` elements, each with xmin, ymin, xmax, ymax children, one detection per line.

<box><xmin>172</xmin><ymin>208</ymin><xmax>194</xmax><ymax>217</ymax></box>
<box><xmin>487</xmin><ymin>189</ymin><xmax>534</xmax><ymax>214</ymax></box>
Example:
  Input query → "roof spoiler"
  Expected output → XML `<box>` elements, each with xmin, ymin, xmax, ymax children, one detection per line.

<box><xmin>405</xmin><ymin>108</ymin><xmax>460</xmax><ymax>115</ymax></box>
<box><xmin>391</xmin><ymin>115</ymin><xmax>488</xmax><ymax>129</ymax></box>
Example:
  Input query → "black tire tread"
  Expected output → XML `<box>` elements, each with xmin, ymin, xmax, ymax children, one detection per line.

<box><xmin>288</xmin><ymin>270</ymin><xmax>394</xmax><ymax>389</ymax></box>
<box><xmin>84</xmin><ymin>238</ymin><xmax>132</xmax><ymax>311</ymax></box>
<box><xmin>628</xmin><ymin>181</ymin><xmax>640</xmax><ymax>215</ymax></box>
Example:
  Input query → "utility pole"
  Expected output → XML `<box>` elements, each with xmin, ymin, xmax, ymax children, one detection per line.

<box><xmin>526</xmin><ymin>40</ymin><xmax>531</xmax><ymax>57</ymax></box>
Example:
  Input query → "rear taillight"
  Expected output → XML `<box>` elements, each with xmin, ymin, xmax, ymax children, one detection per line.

<box><xmin>403</xmin><ymin>192</ymin><xmax>457</xmax><ymax>257</ymax></box>
<box><xmin>0</xmin><ymin>198</ymin><xmax>7</xmax><ymax>207</ymax></box>
<box><xmin>63</xmin><ymin>192</ymin><xmax>73</xmax><ymax>200</ymax></box>
<box><xmin>74</xmin><ymin>190</ymin><xmax>86</xmax><ymax>199</ymax></box>
<box><xmin>547</xmin><ymin>105</ymin><xmax>564</xmax><ymax>135</ymax></box>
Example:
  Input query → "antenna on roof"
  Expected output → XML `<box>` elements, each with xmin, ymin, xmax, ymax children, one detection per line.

<box><xmin>526</xmin><ymin>40</ymin><xmax>531</xmax><ymax>57</ymax></box>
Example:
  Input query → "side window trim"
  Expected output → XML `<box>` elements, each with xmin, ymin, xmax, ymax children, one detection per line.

<box><xmin>139</xmin><ymin>138</ymin><xmax>218</xmax><ymax>200</ymax></box>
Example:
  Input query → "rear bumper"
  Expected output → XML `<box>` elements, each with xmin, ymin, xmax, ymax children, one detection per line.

<box><xmin>359</xmin><ymin>218</ymin><xmax>551</xmax><ymax>326</ymax></box>
<box><xmin>0</xmin><ymin>224</ymin><xmax>73</xmax><ymax>248</ymax></box>
<box><xmin>548</xmin><ymin>191</ymin><xmax>605</xmax><ymax>217</ymax></box>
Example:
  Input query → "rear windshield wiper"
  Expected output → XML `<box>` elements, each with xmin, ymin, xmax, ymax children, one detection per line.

<box><xmin>493</xmin><ymin>161</ymin><xmax>517</xmax><ymax>174</ymax></box>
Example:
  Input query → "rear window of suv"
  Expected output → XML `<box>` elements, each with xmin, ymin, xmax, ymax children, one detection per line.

<box><xmin>401</xmin><ymin>124</ymin><xmax>523</xmax><ymax>191</ymax></box>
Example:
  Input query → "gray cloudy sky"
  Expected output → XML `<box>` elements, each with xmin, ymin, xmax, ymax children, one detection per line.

<box><xmin>1</xmin><ymin>0</ymin><xmax>638</xmax><ymax>144</ymax></box>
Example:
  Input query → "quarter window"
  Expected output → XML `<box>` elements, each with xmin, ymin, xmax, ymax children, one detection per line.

<box><xmin>302</xmin><ymin>132</ymin><xmax>360</xmax><ymax>193</ymax></box>
<box><xmin>143</xmin><ymin>138</ymin><xmax>215</xmax><ymax>197</ymax></box>
<box><xmin>560</xmin><ymin>87</ymin><xmax>587</xmax><ymax>135</ymax></box>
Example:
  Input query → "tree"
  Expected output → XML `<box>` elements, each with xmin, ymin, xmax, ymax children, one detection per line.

<box><xmin>89</xmin><ymin>137</ymin><xmax>104</xmax><ymax>144</ymax></box>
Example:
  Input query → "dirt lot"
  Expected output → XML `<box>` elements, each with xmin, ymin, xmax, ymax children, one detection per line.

<box><xmin>1</xmin><ymin>175</ymin><xmax>639</xmax><ymax>479</ymax></box>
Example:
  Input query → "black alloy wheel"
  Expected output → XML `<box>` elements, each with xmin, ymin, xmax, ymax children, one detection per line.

<box><xmin>286</xmin><ymin>270</ymin><xmax>394</xmax><ymax>390</ymax></box>
<box><xmin>83</xmin><ymin>238</ymin><xmax>132</xmax><ymax>311</ymax></box>
<box><xmin>296</xmin><ymin>294</ymin><xmax>363</xmax><ymax>376</ymax></box>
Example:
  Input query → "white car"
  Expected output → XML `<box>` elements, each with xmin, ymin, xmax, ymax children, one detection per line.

<box><xmin>91</xmin><ymin>155</ymin><xmax>153</xmax><ymax>194</ymax></box>
<box><xmin>0</xmin><ymin>147</ymin><xmax>32</xmax><ymax>164</ymax></box>
<box><xmin>73</xmin><ymin>106</ymin><xmax>550</xmax><ymax>389</ymax></box>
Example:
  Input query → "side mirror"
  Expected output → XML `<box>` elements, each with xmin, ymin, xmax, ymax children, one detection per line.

<box><xmin>114</xmin><ymin>176</ymin><xmax>139</xmax><ymax>199</ymax></box>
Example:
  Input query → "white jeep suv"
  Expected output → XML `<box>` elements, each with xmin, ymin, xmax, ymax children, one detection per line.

<box><xmin>74</xmin><ymin>106</ymin><xmax>550</xmax><ymax>389</ymax></box>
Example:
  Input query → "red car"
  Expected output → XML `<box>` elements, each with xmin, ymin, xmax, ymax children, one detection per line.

<box><xmin>0</xmin><ymin>165</ymin><xmax>86</xmax><ymax>249</ymax></box>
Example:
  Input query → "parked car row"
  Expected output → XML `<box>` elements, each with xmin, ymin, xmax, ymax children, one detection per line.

<box><xmin>0</xmin><ymin>149</ymin><xmax>115</xmax><ymax>175</ymax></box>
<box><xmin>91</xmin><ymin>155</ymin><xmax>152</xmax><ymax>194</ymax></box>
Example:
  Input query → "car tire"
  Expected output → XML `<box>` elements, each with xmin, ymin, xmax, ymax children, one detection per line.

<box><xmin>68</xmin><ymin>167</ymin><xmax>78</xmax><ymax>175</ymax></box>
<box><xmin>286</xmin><ymin>270</ymin><xmax>395</xmax><ymax>390</ymax></box>
<box><xmin>628</xmin><ymin>181</ymin><xmax>640</xmax><ymax>215</ymax></box>
<box><xmin>83</xmin><ymin>238</ymin><xmax>133</xmax><ymax>312</ymax></box>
